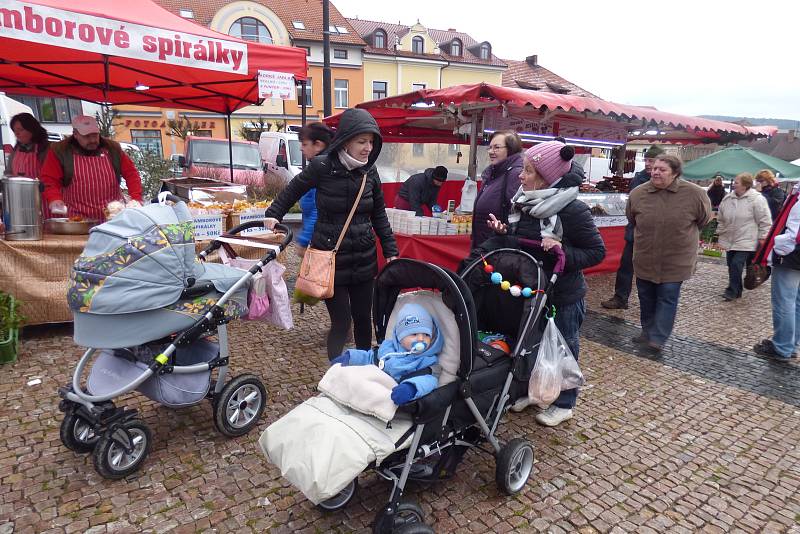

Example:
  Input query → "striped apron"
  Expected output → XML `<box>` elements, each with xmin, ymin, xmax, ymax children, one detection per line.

<box><xmin>62</xmin><ymin>150</ymin><xmax>121</xmax><ymax>221</ymax></box>
<box><xmin>10</xmin><ymin>146</ymin><xmax>41</xmax><ymax>178</ymax></box>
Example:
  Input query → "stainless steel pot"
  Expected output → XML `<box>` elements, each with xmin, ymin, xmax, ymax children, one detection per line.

<box><xmin>0</xmin><ymin>176</ymin><xmax>42</xmax><ymax>241</ymax></box>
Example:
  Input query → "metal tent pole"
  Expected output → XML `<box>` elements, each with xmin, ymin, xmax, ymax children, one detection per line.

<box><xmin>226</xmin><ymin>113</ymin><xmax>234</xmax><ymax>182</ymax></box>
<box><xmin>322</xmin><ymin>0</ymin><xmax>332</xmax><ymax>117</ymax></box>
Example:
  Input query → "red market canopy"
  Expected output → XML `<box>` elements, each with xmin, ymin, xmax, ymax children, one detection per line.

<box><xmin>0</xmin><ymin>0</ymin><xmax>308</xmax><ymax>114</ymax></box>
<box><xmin>325</xmin><ymin>83</ymin><xmax>776</xmax><ymax>146</ymax></box>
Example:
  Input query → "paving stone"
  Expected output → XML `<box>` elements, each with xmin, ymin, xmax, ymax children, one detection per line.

<box><xmin>2</xmin><ymin>258</ymin><xmax>799</xmax><ymax>532</ymax></box>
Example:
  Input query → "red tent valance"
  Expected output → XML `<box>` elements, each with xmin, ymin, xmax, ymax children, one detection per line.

<box><xmin>0</xmin><ymin>0</ymin><xmax>308</xmax><ymax>113</ymax></box>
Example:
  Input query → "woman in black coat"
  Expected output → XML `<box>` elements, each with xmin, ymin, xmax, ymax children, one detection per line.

<box><xmin>466</xmin><ymin>141</ymin><xmax>605</xmax><ymax>427</ymax></box>
<box><xmin>265</xmin><ymin>109</ymin><xmax>398</xmax><ymax>359</ymax></box>
<box><xmin>756</xmin><ymin>169</ymin><xmax>786</xmax><ymax>220</ymax></box>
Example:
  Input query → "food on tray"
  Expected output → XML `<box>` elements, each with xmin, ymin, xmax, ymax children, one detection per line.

<box><xmin>590</xmin><ymin>204</ymin><xmax>608</xmax><ymax>216</ymax></box>
<box><xmin>68</xmin><ymin>215</ymin><xmax>84</xmax><ymax>222</ymax></box>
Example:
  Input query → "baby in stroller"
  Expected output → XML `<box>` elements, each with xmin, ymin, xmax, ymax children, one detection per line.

<box><xmin>330</xmin><ymin>303</ymin><xmax>444</xmax><ymax>406</ymax></box>
<box><xmin>261</xmin><ymin>256</ymin><xmax>562</xmax><ymax>533</ymax></box>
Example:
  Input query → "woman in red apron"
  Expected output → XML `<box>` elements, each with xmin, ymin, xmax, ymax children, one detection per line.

<box><xmin>5</xmin><ymin>113</ymin><xmax>50</xmax><ymax>178</ymax></box>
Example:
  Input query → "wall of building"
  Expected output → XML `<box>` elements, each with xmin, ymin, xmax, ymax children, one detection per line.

<box><xmin>399</xmin><ymin>63</ymin><xmax>441</xmax><ymax>92</ymax></box>
<box><xmin>441</xmin><ymin>66</ymin><xmax>504</xmax><ymax>87</ymax></box>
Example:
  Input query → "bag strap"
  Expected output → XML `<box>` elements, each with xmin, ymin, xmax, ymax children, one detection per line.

<box><xmin>333</xmin><ymin>174</ymin><xmax>368</xmax><ymax>252</ymax></box>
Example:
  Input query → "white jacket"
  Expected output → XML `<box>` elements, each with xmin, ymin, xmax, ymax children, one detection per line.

<box><xmin>716</xmin><ymin>188</ymin><xmax>772</xmax><ymax>252</ymax></box>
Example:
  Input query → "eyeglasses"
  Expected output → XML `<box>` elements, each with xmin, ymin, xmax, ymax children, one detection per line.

<box><xmin>488</xmin><ymin>145</ymin><xmax>507</xmax><ymax>151</ymax></box>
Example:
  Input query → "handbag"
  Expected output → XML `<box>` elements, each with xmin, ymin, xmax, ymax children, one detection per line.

<box><xmin>744</xmin><ymin>263</ymin><xmax>771</xmax><ymax>290</ymax></box>
<box><xmin>295</xmin><ymin>174</ymin><xmax>367</xmax><ymax>299</ymax></box>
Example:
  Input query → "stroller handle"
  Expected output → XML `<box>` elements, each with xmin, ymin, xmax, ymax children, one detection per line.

<box><xmin>226</xmin><ymin>221</ymin><xmax>293</xmax><ymax>250</ymax></box>
<box><xmin>517</xmin><ymin>238</ymin><xmax>566</xmax><ymax>274</ymax></box>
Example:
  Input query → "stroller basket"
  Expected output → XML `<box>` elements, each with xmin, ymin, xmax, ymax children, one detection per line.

<box><xmin>87</xmin><ymin>339</ymin><xmax>218</xmax><ymax>408</ymax></box>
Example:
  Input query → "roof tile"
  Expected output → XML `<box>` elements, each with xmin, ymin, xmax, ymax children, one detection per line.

<box><xmin>501</xmin><ymin>59</ymin><xmax>597</xmax><ymax>98</ymax></box>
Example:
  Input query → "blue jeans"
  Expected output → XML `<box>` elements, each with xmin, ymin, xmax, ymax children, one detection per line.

<box><xmin>552</xmin><ymin>299</ymin><xmax>586</xmax><ymax>410</ymax></box>
<box><xmin>636</xmin><ymin>278</ymin><xmax>683</xmax><ymax>346</ymax></box>
<box><xmin>770</xmin><ymin>265</ymin><xmax>800</xmax><ymax>357</ymax></box>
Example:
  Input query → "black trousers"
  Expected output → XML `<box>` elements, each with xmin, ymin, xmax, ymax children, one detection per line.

<box><xmin>613</xmin><ymin>240</ymin><xmax>635</xmax><ymax>303</ymax></box>
<box><xmin>726</xmin><ymin>250</ymin><xmax>753</xmax><ymax>297</ymax></box>
<box><xmin>324</xmin><ymin>279</ymin><xmax>375</xmax><ymax>360</ymax></box>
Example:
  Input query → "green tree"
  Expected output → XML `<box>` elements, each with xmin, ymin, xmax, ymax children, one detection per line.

<box><xmin>167</xmin><ymin>115</ymin><xmax>194</xmax><ymax>140</ymax></box>
<box><xmin>238</xmin><ymin>116</ymin><xmax>271</xmax><ymax>142</ymax></box>
<box><xmin>125</xmin><ymin>148</ymin><xmax>174</xmax><ymax>202</ymax></box>
<box><xmin>95</xmin><ymin>106</ymin><xmax>119</xmax><ymax>138</ymax></box>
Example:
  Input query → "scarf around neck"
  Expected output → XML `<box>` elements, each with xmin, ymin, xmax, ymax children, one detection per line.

<box><xmin>338</xmin><ymin>149</ymin><xmax>367</xmax><ymax>171</ymax></box>
<box><xmin>507</xmin><ymin>186</ymin><xmax>579</xmax><ymax>240</ymax></box>
<box><xmin>755</xmin><ymin>186</ymin><xmax>800</xmax><ymax>266</ymax></box>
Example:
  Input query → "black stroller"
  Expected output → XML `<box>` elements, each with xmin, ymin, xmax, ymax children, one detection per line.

<box><xmin>320</xmin><ymin>243</ymin><xmax>564</xmax><ymax>533</ymax></box>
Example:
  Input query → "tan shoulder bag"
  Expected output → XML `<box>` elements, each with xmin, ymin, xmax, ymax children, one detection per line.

<box><xmin>295</xmin><ymin>174</ymin><xmax>367</xmax><ymax>299</ymax></box>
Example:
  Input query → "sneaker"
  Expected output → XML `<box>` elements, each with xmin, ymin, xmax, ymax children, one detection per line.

<box><xmin>722</xmin><ymin>289</ymin><xmax>738</xmax><ymax>301</ymax></box>
<box><xmin>535</xmin><ymin>405</ymin><xmax>573</xmax><ymax>427</ymax></box>
<box><xmin>510</xmin><ymin>397</ymin><xmax>533</xmax><ymax>413</ymax></box>
<box><xmin>753</xmin><ymin>339</ymin><xmax>791</xmax><ymax>361</ymax></box>
<box><xmin>601</xmin><ymin>296</ymin><xmax>628</xmax><ymax>310</ymax></box>
<box><xmin>645</xmin><ymin>341</ymin><xmax>663</xmax><ymax>354</ymax></box>
<box><xmin>631</xmin><ymin>334</ymin><xmax>648</xmax><ymax>345</ymax></box>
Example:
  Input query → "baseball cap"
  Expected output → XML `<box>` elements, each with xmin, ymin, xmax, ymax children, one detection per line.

<box><xmin>71</xmin><ymin>115</ymin><xmax>100</xmax><ymax>135</ymax></box>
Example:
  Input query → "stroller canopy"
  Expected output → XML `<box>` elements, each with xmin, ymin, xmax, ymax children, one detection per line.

<box><xmin>68</xmin><ymin>202</ymin><xmax>199</xmax><ymax>315</ymax></box>
<box><xmin>374</xmin><ymin>259</ymin><xmax>477</xmax><ymax>379</ymax></box>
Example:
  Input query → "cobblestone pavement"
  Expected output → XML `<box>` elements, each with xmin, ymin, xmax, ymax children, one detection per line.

<box><xmin>2</xmin><ymin>250</ymin><xmax>799</xmax><ymax>533</ymax></box>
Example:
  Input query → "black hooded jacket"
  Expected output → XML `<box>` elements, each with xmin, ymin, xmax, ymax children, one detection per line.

<box><xmin>396</xmin><ymin>168</ymin><xmax>443</xmax><ymax>215</ymax></box>
<box><xmin>265</xmin><ymin>109</ymin><xmax>398</xmax><ymax>285</ymax></box>
<box><xmin>464</xmin><ymin>168</ymin><xmax>605</xmax><ymax>306</ymax></box>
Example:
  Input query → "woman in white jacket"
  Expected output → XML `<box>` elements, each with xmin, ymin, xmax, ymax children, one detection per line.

<box><xmin>717</xmin><ymin>172</ymin><xmax>772</xmax><ymax>300</ymax></box>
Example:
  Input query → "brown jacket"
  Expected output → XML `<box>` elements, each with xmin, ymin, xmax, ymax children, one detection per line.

<box><xmin>626</xmin><ymin>178</ymin><xmax>712</xmax><ymax>283</ymax></box>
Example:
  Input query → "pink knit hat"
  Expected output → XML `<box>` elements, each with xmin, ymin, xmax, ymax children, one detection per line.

<box><xmin>524</xmin><ymin>141</ymin><xmax>575</xmax><ymax>185</ymax></box>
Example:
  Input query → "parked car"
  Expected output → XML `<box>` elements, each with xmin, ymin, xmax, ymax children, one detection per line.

<box><xmin>171</xmin><ymin>135</ymin><xmax>264</xmax><ymax>186</ymax></box>
<box><xmin>258</xmin><ymin>131</ymin><xmax>303</xmax><ymax>183</ymax></box>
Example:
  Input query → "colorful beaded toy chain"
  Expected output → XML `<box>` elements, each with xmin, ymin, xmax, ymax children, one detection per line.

<box><xmin>481</xmin><ymin>257</ymin><xmax>540</xmax><ymax>298</ymax></box>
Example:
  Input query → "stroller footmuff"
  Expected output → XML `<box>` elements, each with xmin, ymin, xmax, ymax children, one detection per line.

<box><xmin>57</xmin><ymin>200</ymin><xmax>292</xmax><ymax>479</ymax></box>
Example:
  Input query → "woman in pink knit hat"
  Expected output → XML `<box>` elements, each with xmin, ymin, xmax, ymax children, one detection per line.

<box><xmin>465</xmin><ymin>140</ymin><xmax>605</xmax><ymax>427</ymax></box>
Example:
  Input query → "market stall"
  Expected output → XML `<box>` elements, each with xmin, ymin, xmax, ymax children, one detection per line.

<box><xmin>327</xmin><ymin>83</ymin><xmax>775</xmax><ymax>272</ymax></box>
<box><xmin>0</xmin><ymin>0</ymin><xmax>308</xmax><ymax>324</ymax></box>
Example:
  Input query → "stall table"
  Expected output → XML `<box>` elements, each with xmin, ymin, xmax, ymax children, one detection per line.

<box><xmin>0</xmin><ymin>234</ymin><xmax>283</xmax><ymax>326</ymax></box>
<box><xmin>378</xmin><ymin>226</ymin><xmax>625</xmax><ymax>275</ymax></box>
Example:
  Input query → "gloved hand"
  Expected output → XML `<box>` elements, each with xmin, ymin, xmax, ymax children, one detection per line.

<box><xmin>330</xmin><ymin>352</ymin><xmax>350</xmax><ymax>366</ymax></box>
<box><xmin>391</xmin><ymin>382</ymin><xmax>417</xmax><ymax>405</ymax></box>
<box><xmin>49</xmin><ymin>200</ymin><xmax>67</xmax><ymax>215</ymax></box>
<box><xmin>432</xmin><ymin>204</ymin><xmax>442</xmax><ymax>213</ymax></box>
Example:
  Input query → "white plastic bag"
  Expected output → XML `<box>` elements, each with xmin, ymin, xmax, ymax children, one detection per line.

<box><xmin>457</xmin><ymin>179</ymin><xmax>478</xmax><ymax>213</ymax></box>
<box><xmin>528</xmin><ymin>316</ymin><xmax>584</xmax><ymax>408</ymax></box>
<box><xmin>261</xmin><ymin>260</ymin><xmax>293</xmax><ymax>330</ymax></box>
<box><xmin>218</xmin><ymin>248</ymin><xmax>271</xmax><ymax>322</ymax></box>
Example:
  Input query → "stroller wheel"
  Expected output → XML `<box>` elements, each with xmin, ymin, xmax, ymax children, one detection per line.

<box><xmin>213</xmin><ymin>374</ymin><xmax>267</xmax><ymax>437</ymax></box>
<box><xmin>317</xmin><ymin>478</ymin><xmax>358</xmax><ymax>512</ymax></box>
<box><xmin>92</xmin><ymin>419</ymin><xmax>152</xmax><ymax>480</ymax></box>
<box><xmin>373</xmin><ymin>500</ymin><xmax>425</xmax><ymax>534</ymax></box>
<box><xmin>60</xmin><ymin>412</ymin><xmax>99</xmax><ymax>453</ymax></box>
<box><xmin>495</xmin><ymin>438</ymin><xmax>534</xmax><ymax>495</ymax></box>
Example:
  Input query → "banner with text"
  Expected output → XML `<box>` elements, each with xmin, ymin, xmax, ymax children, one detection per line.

<box><xmin>258</xmin><ymin>70</ymin><xmax>296</xmax><ymax>100</ymax></box>
<box><xmin>0</xmin><ymin>3</ymin><xmax>249</xmax><ymax>74</ymax></box>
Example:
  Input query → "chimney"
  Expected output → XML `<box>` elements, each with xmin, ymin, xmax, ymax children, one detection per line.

<box><xmin>447</xmin><ymin>28</ymin><xmax>456</xmax><ymax>32</ymax></box>
<box><xmin>789</xmin><ymin>129</ymin><xmax>796</xmax><ymax>142</ymax></box>
<box><xmin>526</xmin><ymin>54</ymin><xmax>538</xmax><ymax>66</ymax></box>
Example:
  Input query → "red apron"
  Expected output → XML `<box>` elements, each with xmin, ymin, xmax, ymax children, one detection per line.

<box><xmin>10</xmin><ymin>146</ymin><xmax>41</xmax><ymax>178</ymax></box>
<box><xmin>62</xmin><ymin>150</ymin><xmax>121</xmax><ymax>221</ymax></box>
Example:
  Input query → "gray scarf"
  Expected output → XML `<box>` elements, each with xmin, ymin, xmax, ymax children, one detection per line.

<box><xmin>507</xmin><ymin>186</ymin><xmax>579</xmax><ymax>240</ymax></box>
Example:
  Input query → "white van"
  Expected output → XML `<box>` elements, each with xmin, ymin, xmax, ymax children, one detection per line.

<box><xmin>0</xmin><ymin>93</ymin><xmax>35</xmax><ymax>174</ymax></box>
<box><xmin>259</xmin><ymin>131</ymin><xmax>303</xmax><ymax>183</ymax></box>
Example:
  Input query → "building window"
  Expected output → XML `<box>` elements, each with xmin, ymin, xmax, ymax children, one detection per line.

<box><xmin>412</xmin><ymin>36</ymin><xmax>424</xmax><ymax>54</ymax></box>
<box><xmin>179</xmin><ymin>9</ymin><xmax>193</xmax><ymax>18</ymax></box>
<box><xmin>297</xmin><ymin>78</ymin><xmax>312</xmax><ymax>106</ymax></box>
<box><xmin>374</xmin><ymin>29</ymin><xmax>386</xmax><ymax>49</ymax></box>
<box><xmin>372</xmin><ymin>81</ymin><xmax>387</xmax><ymax>100</ymax></box>
<box><xmin>336</xmin><ymin>26</ymin><xmax>349</xmax><ymax>34</ymax></box>
<box><xmin>229</xmin><ymin>17</ymin><xmax>273</xmax><ymax>44</ymax></box>
<box><xmin>300</xmin><ymin>46</ymin><xmax>311</xmax><ymax>56</ymax></box>
<box><xmin>480</xmin><ymin>43</ymin><xmax>491</xmax><ymax>60</ymax></box>
<box><xmin>334</xmin><ymin>79</ymin><xmax>349</xmax><ymax>108</ymax></box>
<box><xmin>451</xmin><ymin>39</ymin><xmax>462</xmax><ymax>56</ymax></box>
<box><xmin>413</xmin><ymin>143</ymin><xmax>424</xmax><ymax>157</ymax></box>
<box><xmin>292</xmin><ymin>20</ymin><xmax>305</xmax><ymax>30</ymax></box>
<box><xmin>194</xmin><ymin>130</ymin><xmax>212</xmax><ymax>138</ymax></box>
<box><xmin>412</xmin><ymin>83</ymin><xmax>426</xmax><ymax>91</ymax></box>
<box><xmin>9</xmin><ymin>94</ymin><xmax>82</xmax><ymax>124</ymax></box>
<box><xmin>333</xmin><ymin>49</ymin><xmax>348</xmax><ymax>60</ymax></box>
<box><xmin>130</xmin><ymin>129</ymin><xmax>163</xmax><ymax>156</ymax></box>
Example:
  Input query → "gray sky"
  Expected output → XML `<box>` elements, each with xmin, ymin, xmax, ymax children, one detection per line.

<box><xmin>333</xmin><ymin>0</ymin><xmax>800</xmax><ymax>121</ymax></box>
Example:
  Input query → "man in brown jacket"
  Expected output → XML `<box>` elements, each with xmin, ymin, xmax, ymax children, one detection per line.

<box><xmin>626</xmin><ymin>154</ymin><xmax>712</xmax><ymax>352</ymax></box>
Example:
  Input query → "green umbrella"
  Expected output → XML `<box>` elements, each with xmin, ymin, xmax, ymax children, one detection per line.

<box><xmin>682</xmin><ymin>146</ymin><xmax>800</xmax><ymax>181</ymax></box>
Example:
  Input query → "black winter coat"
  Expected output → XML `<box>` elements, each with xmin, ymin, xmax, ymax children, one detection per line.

<box><xmin>396</xmin><ymin>168</ymin><xmax>442</xmax><ymax>215</ymax></box>
<box><xmin>762</xmin><ymin>185</ymin><xmax>787</xmax><ymax>220</ymax></box>
<box><xmin>265</xmin><ymin>109</ymin><xmax>398</xmax><ymax>285</ymax></box>
<box><xmin>466</xmin><ymin>173</ymin><xmax>605</xmax><ymax>306</ymax></box>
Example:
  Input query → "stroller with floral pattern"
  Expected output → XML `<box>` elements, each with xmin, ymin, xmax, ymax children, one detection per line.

<box><xmin>57</xmin><ymin>195</ymin><xmax>292</xmax><ymax>479</ymax></box>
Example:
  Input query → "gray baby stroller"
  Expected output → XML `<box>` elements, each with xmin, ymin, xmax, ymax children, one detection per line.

<box><xmin>57</xmin><ymin>195</ymin><xmax>292</xmax><ymax>479</ymax></box>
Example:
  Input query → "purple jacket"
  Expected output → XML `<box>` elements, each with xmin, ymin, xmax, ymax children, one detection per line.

<box><xmin>471</xmin><ymin>152</ymin><xmax>524</xmax><ymax>246</ymax></box>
